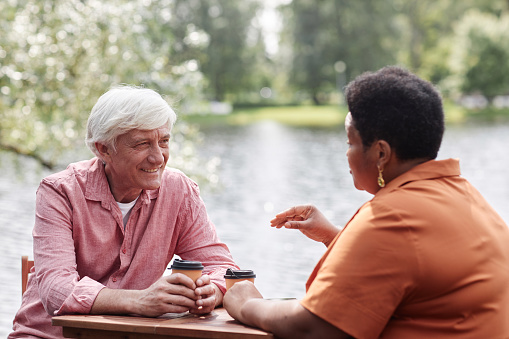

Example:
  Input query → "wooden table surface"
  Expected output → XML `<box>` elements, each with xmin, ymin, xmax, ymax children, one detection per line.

<box><xmin>52</xmin><ymin>307</ymin><xmax>274</xmax><ymax>339</ymax></box>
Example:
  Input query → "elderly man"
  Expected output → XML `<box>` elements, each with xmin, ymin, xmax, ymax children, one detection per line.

<box><xmin>10</xmin><ymin>86</ymin><xmax>238</xmax><ymax>338</ymax></box>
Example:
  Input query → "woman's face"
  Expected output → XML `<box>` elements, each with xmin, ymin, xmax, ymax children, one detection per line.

<box><xmin>102</xmin><ymin>125</ymin><xmax>170</xmax><ymax>202</ymax></box>
<box><xmin>345</xmin><ymin>113</ymin><xmax>379</xmax><ymax>194</ymax></box>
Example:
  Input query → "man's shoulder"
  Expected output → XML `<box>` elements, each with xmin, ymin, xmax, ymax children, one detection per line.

<box><xmin>161</xmin><ymin>167</ymin><xmax>199</xmax><ymax>190</ymax></box>
<box><xmin>42</xmin><ymin>158</ymin><xmax>100</xmax><ymax>187</ymax></box>
<box><xmin>163</xmin><ymin>166</ymin><xmax>186</xmax><ymax>177</ymax></box>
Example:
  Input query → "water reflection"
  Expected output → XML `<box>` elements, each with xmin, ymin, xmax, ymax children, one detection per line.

<box><xmin>196</xmin><ymin>120</ymin><xmax>509</xmax><ymax>300</ymax></box>
<box><xmin>1</xmin><ymin>120</ymin><xmax>509</xmax><ymax>336</ymax></box>
<box><xmin>196</xmin><ymin>121</ymin><xmax>370</xmax><ymax>301</ymax></box>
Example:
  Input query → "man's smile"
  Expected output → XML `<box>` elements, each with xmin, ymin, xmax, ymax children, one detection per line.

<box><xmin>141</xmin><ymin>168</ymin><xmax>159</xmax><ymax>173</ymax></box>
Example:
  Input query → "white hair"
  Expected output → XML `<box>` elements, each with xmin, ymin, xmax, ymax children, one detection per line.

<box><xmin>85</xmin><ymin>85</ymin><xmax>177</xmax><ymax>157</ymax></box>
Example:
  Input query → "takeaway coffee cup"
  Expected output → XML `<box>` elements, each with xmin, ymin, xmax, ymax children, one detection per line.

<box><xmin>224</xmin><ymin>268</ymin><xmax>256</xmax><ymax>290</ymax></box>
<box><xmin>170</xmin><ymin>259</ymin><xmax>204</xmax><ymax>283</ymax></box>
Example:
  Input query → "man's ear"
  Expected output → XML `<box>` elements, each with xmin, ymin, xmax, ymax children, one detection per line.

<box><xmin>95</xmin><ymin>142</ymin><xmax>111</xmax><ymax>162</ymax></box>
<box><xmin>375</xmin><ymin>139</ymin><xmax>392</xmax><ymax>169</ymax></box>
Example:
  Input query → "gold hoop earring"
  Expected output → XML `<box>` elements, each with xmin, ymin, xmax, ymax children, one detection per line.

<box><xmin>377</xmin><ymin>166</ymin><xmax>385</xmax><ymax>188</ymax></box>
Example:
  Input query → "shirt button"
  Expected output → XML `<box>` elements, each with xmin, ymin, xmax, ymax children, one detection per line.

<box><xmin>122</xmin><ymin>248</ymin><xmax>126</xmax><ymax>254</ymax></box>
<box><xmin>112</xmin><ymin>277</ymin><xmax>117</xmax><ymax>282</ymax></box>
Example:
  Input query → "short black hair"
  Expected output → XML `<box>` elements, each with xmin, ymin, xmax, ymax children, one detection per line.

<box><xmin>345</xmin><ymin>66</ymin><xmax>444</xmax><ymax>160</ymax></box>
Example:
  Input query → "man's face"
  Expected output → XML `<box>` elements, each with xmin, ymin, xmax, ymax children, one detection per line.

<box><xmin>100</xmin><ymin>125</ymin><xmax>170</xmax><ymax>202</ymax></box>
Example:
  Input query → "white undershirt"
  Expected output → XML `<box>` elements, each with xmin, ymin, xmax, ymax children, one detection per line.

<box><xmin>117</xmin><ymin>197</ymin><xmax>138</xmax><ymax>228</ymax></box>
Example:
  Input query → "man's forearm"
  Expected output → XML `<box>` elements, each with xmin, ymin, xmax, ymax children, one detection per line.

<box><xmin>91</xmin><ymin>288</ymin><xmax>141</xmax><ymax>315</ymax></box>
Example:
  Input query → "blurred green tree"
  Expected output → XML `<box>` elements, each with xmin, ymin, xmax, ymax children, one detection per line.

<box><xmin>448</xmin><ymin>10</ymin><xmax>509</xmax><ymax>101</ymax></box>
<box><xmin>0</xmin><ymin>0</ymin><xmax>211</xmax><ymax>179</ymax></box>
<box><xmin>277</xmin><ymin>0</ymin><xmax>509</xmax><ymax>105</ymax></box>
<box><xmin>279</xmin><ymin>0</ymin><xmax>398</xmax><ymax>105</ymax></box>
<box><xmin>2</xmin><ymin>0</ymin><xmax>509</xmax><ymax>171</ymax></box>
<box><xmin>170</xmin><ymin>0</ymin><xmax>264</xmax><ymax>102</ymax></box>
<box><xmin>392</xmin><ymin>0</ymin><xmax>507</xmax><ymax>84</ymax></box>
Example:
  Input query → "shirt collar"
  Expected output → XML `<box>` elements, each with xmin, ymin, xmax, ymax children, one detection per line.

<box><xmin>377</xmin><ymin>158</ymin><xmax>461</xmax><ymax>196</ymax></box>
<box><xmin>84</xmin><ymin>158</ymin><xmax>157</xmax><ymax>207</ymax></box>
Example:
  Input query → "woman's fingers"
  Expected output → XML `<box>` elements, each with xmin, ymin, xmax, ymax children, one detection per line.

<box><xmin>271</xmin><ymin>205</ymin><xmax>312</xmax><ymax>227</ymax></box>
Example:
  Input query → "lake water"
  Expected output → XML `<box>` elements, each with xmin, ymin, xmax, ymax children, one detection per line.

<box><xmin>1</xmin><ymin>119</ymin><xmax>509</xmax><ymax>336</ymax></box>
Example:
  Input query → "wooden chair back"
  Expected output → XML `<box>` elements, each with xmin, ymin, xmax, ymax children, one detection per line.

<box><xmin>22</xmin><ymin>255</ymin><xmax>34</xmax><ymax>295</ymax></box>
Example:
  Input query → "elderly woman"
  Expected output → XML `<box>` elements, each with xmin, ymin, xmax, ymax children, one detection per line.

<box><xmin>10</xmin><ymin>86</ymin><xmax>238</xmax><ymax>339</ymax></box>
<box><xmin>223</xmin><ymin>67</ymin><xmax>509</xmax><ymax>338</ymax></box>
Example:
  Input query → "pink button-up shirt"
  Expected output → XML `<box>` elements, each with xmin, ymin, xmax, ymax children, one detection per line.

<box><xmin>10</xmin><ymin>158</ymin><xmax>238</xmax><ymax>339</ymax></box>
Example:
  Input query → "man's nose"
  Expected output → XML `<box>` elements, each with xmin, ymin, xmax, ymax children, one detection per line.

<box><xmin>147</xmin><ymin>145</ymin><xmax>165</xmax><ymax>164</ymax></box>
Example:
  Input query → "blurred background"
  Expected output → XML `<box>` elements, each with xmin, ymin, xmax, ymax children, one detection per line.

<box><xmin>2</xmin><ymin>0</ymin><xmax>509</xmax><ymax>336</ymax></box>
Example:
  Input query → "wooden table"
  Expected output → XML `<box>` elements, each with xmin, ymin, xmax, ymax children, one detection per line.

<box><xmin>52</xmin><ymin>308</ymin><xmax>274</xmax><ymax>339</ymax></box>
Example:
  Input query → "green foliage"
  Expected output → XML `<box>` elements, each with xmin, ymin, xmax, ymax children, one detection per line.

<box><xmin>392</xmin><ymin>1</ymin><xmax>483</xmax><ymax>74</ymax></box>
<box><xmin>448</xmin><ymin>10</ymin><xmax>509</xmax><ymax>100</ymax></box>
<box><xmin>166</xmin><ymin>0</ymin><xmax>265</xmax><ymax>102</ymax></box>
<box><xmin>2</xmin><ymin>0</ymin><xmax>509</xmax><ymax>171</ymax></box>
<box><xmin>184</xmin><ymin>104</ymin><xmax>347</xmax><ymax>127</ymax></box>
<box><xmin>0</xmin><ymin>0</ymin><xmax>210</xmax><ymax>178</ymax></box>
<box><xmin>277</xmin><ymin>0</ymin><xmax>509</xmax><ymax>105</ymax></box>
<box><xmin>280</xmin><ymin>0</ymin><xmax>400</xmax><ymax>105</ymax></box>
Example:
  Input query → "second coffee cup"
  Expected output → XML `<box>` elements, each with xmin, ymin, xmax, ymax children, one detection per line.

<box><xmin>224</xmin><ymin>268</ymin><xmax>256</xmax><ymax>290</ymax></box>
<box><xmin>170</xmin><ymin>259</ymin><xmax>204</xmax><ymax>283</ymax></box>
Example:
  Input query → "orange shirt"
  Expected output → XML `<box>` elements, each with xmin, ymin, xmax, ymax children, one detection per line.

<box><xmin>301</xmin><ymin>159</ymin><xmax>509</xmax><ymax>338</ymax></box>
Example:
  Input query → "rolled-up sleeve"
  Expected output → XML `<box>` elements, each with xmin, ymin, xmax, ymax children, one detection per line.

<box><xmin>174</xmin><ymin>179</ymin><xmax>239</xmax><ymax>293</ymax></box>
<box><xmin>33</xmin><ymin>180</ymin><xmax>105</xmax><ymax>316</ymax></box>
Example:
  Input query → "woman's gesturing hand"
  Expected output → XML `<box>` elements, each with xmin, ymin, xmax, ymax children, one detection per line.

<box><xmin>270</xmin><ymin>205</ymin><xmax>340</xmax><ymax>247</ymax></box>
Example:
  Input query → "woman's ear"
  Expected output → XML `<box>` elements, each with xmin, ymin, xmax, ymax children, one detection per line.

<box><xmin>376</xmin><ymin>140</ymin><xmax>392</xmax><ymax>169</ymax></box>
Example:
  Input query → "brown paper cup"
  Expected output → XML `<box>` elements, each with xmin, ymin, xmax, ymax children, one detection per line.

<box><xmin>170</xmin><ymin>259</ymin><xmax>204</xmax><ymax>283</ymax></box>
<box><xmin>224</xmin><ymin>268</ymin><xmax>256</xmax><ymax>290</ymax></box>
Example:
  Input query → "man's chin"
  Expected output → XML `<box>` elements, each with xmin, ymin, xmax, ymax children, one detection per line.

<box><xmin>142</xmin><ymin>180</ymin><xmax>162</xmax><ymax>191</ymax></box>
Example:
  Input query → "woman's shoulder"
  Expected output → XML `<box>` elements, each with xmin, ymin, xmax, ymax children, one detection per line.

<box><xmin>351</xmin><ymin>185</ymin><xmax>433</xmax><ymax>230</ymax></box>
